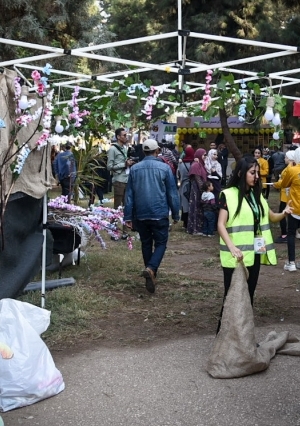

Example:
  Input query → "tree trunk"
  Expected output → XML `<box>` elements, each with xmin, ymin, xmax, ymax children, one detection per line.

<box><xmin>219</xmin><ymin>108</ymin><xmax>243</xmax><ymax>161</ymax></box>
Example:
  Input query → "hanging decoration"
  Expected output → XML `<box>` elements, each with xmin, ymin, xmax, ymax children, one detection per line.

<box><xmin>238</xmin><ymin>80</ymin><xmax>248</xmax><ymax>122</ymax></box>
<box><xmin>141</xmin><ymin>84</ymin><xmax>167</xmax><ymax>120</ymax></box>
<box><xmin>68</xmin><ymin>86</ymin><xmax>90</xmax><ymax>127</ymax></box>
<box><xmin>201</xmin><ymin>70</ymin><xmax>213</xmax><ymax>112</ymax></box>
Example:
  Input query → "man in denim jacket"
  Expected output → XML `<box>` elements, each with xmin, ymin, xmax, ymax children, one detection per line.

<box><xmin>124</xmin><ymin>139</ymin><xmax>180</xmax><ymax>293</ymax></box>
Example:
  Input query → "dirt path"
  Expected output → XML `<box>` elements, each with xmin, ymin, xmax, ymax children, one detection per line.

<box><xmin>164</xmin><ymin>232</ymin><xmax>300</xmax><ymax>327</ymax></box>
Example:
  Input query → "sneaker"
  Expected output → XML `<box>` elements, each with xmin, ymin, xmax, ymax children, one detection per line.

<box><xmin>207</xmin><ymin>234</ymin><xmax>214</xmax><ymax>238</ymax></box>
<box><xmin>193</xmin><ymin>232</ymin><xmax>204</xmax><ymax>236</ymax></box>
<box><xmin>284</xmin><ymin>262</ymin><xmax>297</xmax><ymax>272</ymax></box>
<box><xmin>275</xmin><ymin>236</ymin><xmax>287</xmax><ymax>243</ymax></box>
<box><xmin>121</xmin><ymin>233</ymin><xmax>129</xmax><ymax>240</ymax></box>
<box><xmin>142</xmin><ymin>267</ymin><xmax>156</xmax><ymax>293</ymax></box>
<box><xmin>296</xmin><ymin>231</ymin><xmax>300</xmax><ymax>240</ymax></box>
<box><xmin>110</xmin><ymin>235</ymin><xmax>119</xmax><ymax>241</ymax></box>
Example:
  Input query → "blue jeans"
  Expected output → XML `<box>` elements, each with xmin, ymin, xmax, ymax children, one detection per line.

<box><xmin>202</xmin><ymin>211</ymin><xmax>215</xmax><ymax>235</ymax></box>
<box><xmin>136</xmin><ymin>218</ymin><xmax>169</xmax><ymax>273</ymax></box>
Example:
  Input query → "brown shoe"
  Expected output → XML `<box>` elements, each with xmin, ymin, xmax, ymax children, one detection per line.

<box><xmin>142</xmin><ymin>267</ymin><xmax>156</xmax><ymax>293</ymax></box>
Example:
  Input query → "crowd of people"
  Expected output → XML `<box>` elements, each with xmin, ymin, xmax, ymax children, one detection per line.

<box><xmin>51</xmin><ymin>130</ymin><xmax>300</xmax><ymax>304</ymax></box>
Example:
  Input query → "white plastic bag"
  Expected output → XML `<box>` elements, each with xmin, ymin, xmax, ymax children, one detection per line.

<box><xmin>0</xmin><ymin>299</ymin><xmax>65</xmax><ymax>412</ymax></box>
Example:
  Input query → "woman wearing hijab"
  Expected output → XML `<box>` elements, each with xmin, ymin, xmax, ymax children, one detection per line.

<box><xmin>187</xmin><ymin>148</ymin><xmax>208</xmax><ymax>235</ymax></box>
<box><xmin>205</xmin><ymin>149</ymin><xmax>223</xmax><ymax>201</ymax></box>
<box><xmin>177</xmin><ymin>147</ymin><xmax>194</xmax><ymax>230</ymax></box>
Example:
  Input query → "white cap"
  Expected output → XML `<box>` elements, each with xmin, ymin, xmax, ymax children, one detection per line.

<box><xmin>285</xmin><ymin>150</ymin><xmax>295</xmax><ymax>161</ymax></box>
<box><xmin>142</xmin><ymin>139</ymin><xmax>159</xmax><ymax>151</ymax></box>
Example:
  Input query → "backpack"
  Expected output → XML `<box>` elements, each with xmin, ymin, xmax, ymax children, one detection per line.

<box><xmin>160</xmin><ymin>156</ymin><xmax>176</xmax><ymax>175</ymax></box>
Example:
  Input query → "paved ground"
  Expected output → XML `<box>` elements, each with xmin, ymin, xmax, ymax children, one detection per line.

<box><xmin>2</xmin><ymin>324</ymin><xmax>300</xmax><ymax>426</ymax></box>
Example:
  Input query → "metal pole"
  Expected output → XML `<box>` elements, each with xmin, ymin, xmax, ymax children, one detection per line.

<box><xmin>41</xmin><ymin>193</ymin><xmax>48</xmax><ymax>308</ymax></box>
<box><xmin>178</xmin><ymin>0</ymin><xmax>183</xmax><ymax>91</ymax></box>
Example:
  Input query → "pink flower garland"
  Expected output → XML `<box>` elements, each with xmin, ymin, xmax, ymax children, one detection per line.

<box><xmin>36</xmin><ymin>89</ymin><xmax>54</xmax><ymax>149</ymax></box>
<box><xmin>68</xmin><ymin>86</ymin><xmax>90</xmax><ymax>127</ymax></box>
<box><xmin>14</xmin><ymin>77</ymin><xmax>22</xmax><ymax>115</ymax></box>
<box><xmin>142</xmin><ymin>86</ymin><xmax>158</xmax><ymax>120</ymax></box>
<box><xmin>31</xmin><ymin>70</ymin><xmax>47</xmax><ymax>97</ymax></box>
<box><xmin>141</xmin><ymin>85</ymin><xmax>166</xmax><ymax>120</ymax></box>
<box><xmin>201</xmin><ymin>69</ymin><xmax>213</xmax><ymax>112</ymax></box>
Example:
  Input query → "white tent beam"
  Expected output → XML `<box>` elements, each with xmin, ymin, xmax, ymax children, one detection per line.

<box><xmin>271</xmin><ymin>76</ymin><xmax>300</xmax><ymax>83</ymax></box>
<box><xmin>62</xmin><ymin>50</ymin><xmax>180</xmax><ymax>74</ymax></box>
<box><xmin>283</xmin><ymin>95</ymin><xmax>300</xmax><ymax>100</ymax></box>
<box><xmin>189</xmin><ymin>32</ymin><xmax>300</xmax><ymax>52</ymax></box>
<box><xmin>56</xmin><ymin>94</ymin><xmax>179</xmax><ymax>107</ymax></box>
<box><xmin>271</xmin><ymin>81</ymin><xmax>300</xmax><ymax>90</ymax></box>
<box><xmin>72</xmin><ymin>32</ymin><xmax>177</xmax><ymax>52</ymax></box>
<box><xmin>269</xmin><ymin>73</ymin><xmax>300</xmax><ymax>81</ymax></box>
<box><xmin>13</xmin><ymin>65</ymin><xmax>34</xmax><ymax>87</ymax></box>
<box><xmin>188</xmin><ymin>51</ymin><xmax>296</xmax><ymax>74</ymax></box>
<box><xmin>0</xmin><ymin>53</ymin><xmax>64</xmax><ymax>67</ymax></box>
<box><xmin>186</xmin><ymin>62</ymin><xmax>261</xmax><ymax>78</ymax></box>
<box><xmin>270</xmin><ymin>68</ymin><xmax>300</xmax><ymax>77</ymax></box>
<box><xmin>15</xmin><ymin>63</ymin><xmax>92</xmax><ymax>79</ymax></box>
<box><xmin>0</xmin><ymin>37</ymin><xmax>65</xmax><ymax>53</ymax></box>
<box><xmin>16</xmin><ymin>63</ymin><xmax>164</xmax><ymax>81</ymax></box>
<box><xmin>177</xmin><ymin>0</ymin><xmax>183</xmax><ymax>91</ymax></box>
<box><xmin>53</xmin><ymin>78</ymin><xmax>93</xmax><ymax>87</ymax></box>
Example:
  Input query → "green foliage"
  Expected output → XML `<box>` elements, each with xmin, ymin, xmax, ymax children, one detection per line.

<box><xmin>0</xmin><ymin>0</ymin><xmax>116</xmax><ymax>75</ymax></box>
<box><xmin>72</xmin><ymin>139</ymin><xmax>106</xmax><ymax>204</ymax></box>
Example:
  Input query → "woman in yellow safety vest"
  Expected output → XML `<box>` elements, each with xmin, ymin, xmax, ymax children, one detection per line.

<box><xmin>216</xmin><ymin>156</ymin><xmax>293</xmax><ymax>332</ymax></box>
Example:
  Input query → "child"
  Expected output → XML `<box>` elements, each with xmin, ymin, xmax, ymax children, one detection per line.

<box><xmin>201</xmin><ymin>181</ymin><xmax>217</xmax><ymax>237</ymax></box>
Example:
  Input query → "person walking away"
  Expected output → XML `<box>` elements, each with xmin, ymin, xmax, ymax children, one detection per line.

<box><xmin>107</xmin><ymin>128</ymin><xmax>136</xmax><ymax>240</ymax></box>
<box><xmin>87</xmin><ymin>154</ymin><xmax>110</xmax><ymax>206</ymax></box>
<box><xmin>217</xmin><ymin>156</ymin><xmax>293</xmax><ymax>332</ymax></box>
<box><xmin>217</xmin><ymin>143</ymin><xmax>229</xmax><ymax>187</ymax></box>
<box><xmin>253</xmin><ymin>147</ymin><xmax>269</xmax><ymax>198</ymax></box>
<box><xmin>177</xmin><ymin>147</ymin><xmax>194</xmax><ymax>230</ymax></box>
<box><xmin>53</xmin><ymin>142</ymin><xmax>77</xmax><ymax>203</ymax></box>
<box><xmin>262</xmin><ymin>147</ymin><xmax>274</xmax><ymax>199</ymax></box>
<box><xmin>279</xmin><ymin>147</ymin><xmax>300</xmax><ymax>271</ymax></box>
<box><xmin>159</xmin><ymin>140</ymin><xmax>178</xmax><ymax>186</ymax></box>
<box><xmin>273</xmin><ymin>150</ymin><xmax>295</xmax><ymax>243</ymax></box>
<box><xmin>187</xmin><ymin>148</ymin><xmax>207</xmax><ymax>235</ymax></box>
<box><xmin>272</xmin><ymin>145</ymin><xmax>286</xmax><ymax>181</ymax></box>
<box><xmin>201</xmin><ymin>181</ymin><xmax>217</xmax><ymax>237</ymax></box>
<box><xmin>124</xmin><ymin>139</ymin><xmax>180</xmax><ymax>293</ymax></box>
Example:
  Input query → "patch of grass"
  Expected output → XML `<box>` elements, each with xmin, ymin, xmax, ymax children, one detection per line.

<box><xmin>18</xmin><ymin>189</ymin><xmax>291</xmax><ymax>350</ymax></box>
<box><xmin>18</xmin><ymin>227</ymin><xmax>225</xmax><ymax>349</ymax></box>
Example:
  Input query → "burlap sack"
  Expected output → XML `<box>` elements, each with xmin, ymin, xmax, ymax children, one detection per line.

<box><xmin>207</xmin><ymin>262</ymin><xmax>300</xmax><ymax>378</ymax></box>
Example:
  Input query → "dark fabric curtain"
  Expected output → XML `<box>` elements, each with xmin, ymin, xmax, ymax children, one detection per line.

<box><xmin>0</xmin><ymin>193</ymin><xmax>43</xmax><ymax>299</ymax></box>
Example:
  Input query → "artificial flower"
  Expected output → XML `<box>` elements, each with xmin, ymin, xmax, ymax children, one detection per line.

<box><xmin>201</xmin><ymin>69</ymin><xmax>213</xmax><ymax>112</ymax></box>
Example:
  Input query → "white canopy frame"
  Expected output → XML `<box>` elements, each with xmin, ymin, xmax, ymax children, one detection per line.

<box><xmin>0</xmin><ymin>0</ymin><xmax>300</xmax><ymax>105</ymax></box>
